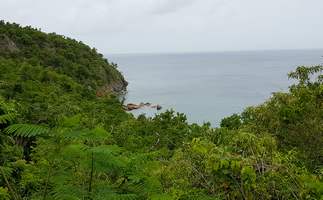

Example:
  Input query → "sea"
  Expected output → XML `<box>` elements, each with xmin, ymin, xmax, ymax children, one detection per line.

<box><xmin>109</xmin><ymin>49</ymin><xmax>323</xmax><ymax>126</ymax></box>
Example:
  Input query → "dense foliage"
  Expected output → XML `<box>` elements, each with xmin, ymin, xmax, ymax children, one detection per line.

<box><xmin>0</xmin><ymin>22</ymin><xmax>322</xmax><ymax>199</ymax></box>
<box><xmin>0</xmin><ymin>20</ymin><xmax>127</xmax><ymax>95</ymax></box>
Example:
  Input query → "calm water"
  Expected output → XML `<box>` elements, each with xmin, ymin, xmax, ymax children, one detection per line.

<box><xmin>109</xmin><ymin>49</ymin><xmax>323</xmax><ymax>126</ymax></box>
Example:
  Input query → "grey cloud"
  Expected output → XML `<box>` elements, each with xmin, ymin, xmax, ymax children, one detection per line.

<box><xmin>0</xmin><ymin>0</ymin><xmax>323</xmax><ymax>54</ymax></box>
<box><xmin>151</xmin><ymin>0</ymin><xmax>197</xmax><ymax>15</ymax></box>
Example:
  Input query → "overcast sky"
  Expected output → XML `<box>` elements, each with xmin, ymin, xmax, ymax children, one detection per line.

<box><xmin>1</xmin><ymin>0</ymin><xmax>323</xmax><ymax>54</ymax></box>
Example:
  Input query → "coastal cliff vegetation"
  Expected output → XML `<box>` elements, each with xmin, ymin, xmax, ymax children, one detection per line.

<box><xmin>0</xmin><ymin>22</ymin><xmax>322</xmax><ymax>200</ymax></box>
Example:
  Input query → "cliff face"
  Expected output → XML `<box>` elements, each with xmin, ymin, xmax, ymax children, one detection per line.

<box><xmin>0</xmin><ymin>34</ymin><xmax>19</xmax><ymax>53</ymax></box>
<box><xmin>96</xmin><ymin>79</ymin><xmax>128</xmax><ymax>97</ymax></box>
<box><xmin>0</xmin><ymin>21</ymin><xmax>127</xmax><ymax>94</ymax></box>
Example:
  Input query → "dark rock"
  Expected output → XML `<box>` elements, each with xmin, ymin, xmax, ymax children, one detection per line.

<box><xmin>125</xmin><ymin>103</ymin><xmax>141</xmax><ymax>111</ymax></box>
<box><xmin>0</xmin><ymin>34</ymin><xmax>19</xmax><ymax>53</ymax></box>
<box><xmin>124</xmin><ymin>102</ymin><xmax>162</xmax><ymax>111</ymax></box>
<box><xmin>96</xmin><ymin>80</ymin><xmax>128</xmax><ymax>97</ymax></box>
<box><xmin>151</xmin><ymin>104</ymin><xmax>162</xmax><ymax>110</ymax></box>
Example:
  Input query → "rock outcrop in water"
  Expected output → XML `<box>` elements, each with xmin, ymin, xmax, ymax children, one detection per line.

<box><xmin>124</xmin><ymin>103</ymin><xmax>162</xmax><ymax>111</ymax></box>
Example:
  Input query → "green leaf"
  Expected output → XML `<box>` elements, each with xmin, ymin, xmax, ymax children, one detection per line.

<box><xmin>5</xmin><ymin>124</ymin><xmax>50</xmax><ymax>138</ymax></box>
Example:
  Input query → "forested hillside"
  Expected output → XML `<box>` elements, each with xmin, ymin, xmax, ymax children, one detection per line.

<box><xmin>0</xmin><ymin>22</ymin><xmax>322</xmax><ymax>200</ymax></box>
<box><xmin>0</xmin><ymin>21</ymin><xmax>127</xmax><ymax>94</ymax></box>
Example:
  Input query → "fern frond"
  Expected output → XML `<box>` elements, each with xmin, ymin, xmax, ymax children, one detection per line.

<box><xmin>89</xmin><ymin>145</ymin><xmax>126</xmax><ymax>173</ymax></box>
<box><xmin>0</xmin><ymin>81</ymin><xmax>9</xmax><ymax>88</ymax></box>
<box><xmin>5</xmin><ymin>124</ymin><xmax>50</xmax><ymax>138</ymax></box>
<box><xmin>92</xmin><ymin>185</ymin><xmax>138</xmax><ymax>200</ymax></box>
<box><xmin>108</xmin><ymin>193</ymin><xmax>138</xmax><ymax>200</ymax></box>
<box><xmin>91</xmin><ymin>145</ymin><xmax>123</xmax><ymax>155</ymax></box>
<box><xmin>126</xmin><ymin>174</ymin><xmax>162</xmax><ymax>196</ymax></box>
<box><xmin>0</xmin><ymin>113</ymin><xmax>16</xmax><ymax>124</ymax></box>
<box><xmin>63</xmin><ymin>127</ymin><xmax>112</xmax><ymax>142</ymax></box>
<box><xmin>150</xmin><ymin>194</ymin><xmax>173</xmax><ymax>200</ymax></box>
<box><xmin>0</xmin><ymin>166</ymin><xmax>14</xmax><ymax>177</ymax></box>
<box><xmin>51</xmin><ymin>184</ymin><xmax>82</xmax><ymax>200</ymax></box>
<box><xmin>62</xmin><ymin>130</ymin><xmax>88</xmax><ymax>140</ymax></box>
<box><xmin>49</xmin><ymin>172</ymin><xmax>85</xmax><ymax>200</ymax></box>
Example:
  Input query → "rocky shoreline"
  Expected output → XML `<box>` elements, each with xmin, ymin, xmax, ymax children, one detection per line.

<box><xmin>123</xmin><ymin>102</ymin><xmax>162</xmax><ymax>111</ymax></box>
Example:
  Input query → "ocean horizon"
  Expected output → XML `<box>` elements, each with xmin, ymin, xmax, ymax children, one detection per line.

<box><xmin>109</xmin><ymin>49</ymin><xmax>323</xmax><ymax>126</ymax></box>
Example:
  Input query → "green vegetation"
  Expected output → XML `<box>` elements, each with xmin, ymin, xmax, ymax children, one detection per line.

<box><xmin>0</xmin><ymin>22</ymin><xmax>322</xmax><ymax>199</ymax></box>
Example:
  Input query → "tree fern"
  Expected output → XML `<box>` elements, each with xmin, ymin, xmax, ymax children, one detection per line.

<box><xmin>0</xmin><ymin>187</ymin><xmax>10</xmax><ymax>200</ymax></box>
<box><xmin>0</xmin><ymin>96</ymin><xmax>16</xmax><ymax>125</ymax></box>
<box><xmin>51</xmin><ymin>182</ymin><xmax>83</xmax><ymax>200</ymax></box>
<box><xmin>90</xmin><ymin>185</ymin><xmax>139</xmax><ymax>200</ymax></box>
<box><xmin>105</xmin><ymin>193</ymin><xmax>138</xmax><ymax>200</ymax></box>
<box><xmin>0</xmin><ymin>113</ymin><xmax>16</xmax><ymax>125</ymax></box>
<box><xmin>5</xmin><ymin>124</ymin><xmax>50</xmax><ymax>138</ymax></box>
